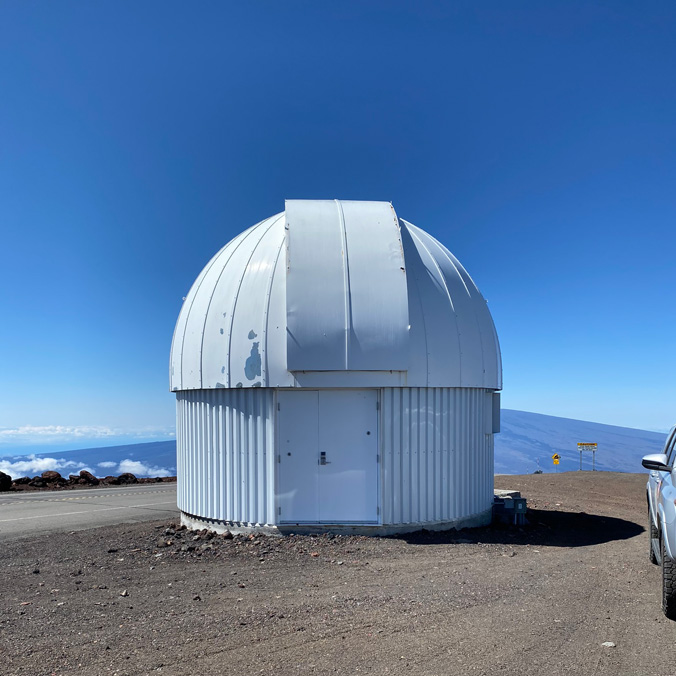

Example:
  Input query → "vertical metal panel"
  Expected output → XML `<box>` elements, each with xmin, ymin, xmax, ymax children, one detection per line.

<box><xmin>285</xmin><ymin>200</ymin><xmax>409</xmax><ymax>371</ymax></box>
<box><xmin>381</xmin><ymin>387</ymin><xmax>495</xmax><ymax>526</ymax></box>
<box><xmin>176</xmin><ymin>388</ymin><xmax>275</xmax><ymax>525</ymax></box>
<box><xmin>339</xmin><ymin>201</ymin><xmax>409</xmax><ymax>370</ymax></box>
<box><xmin>492</xmin><ymin>392</ymin><xmax>501</xmax><ymax>433</ymax></box>
<box><xmin>263</xmin><ymin>231</ymin><xmax>290</xmax><ymax>386</ymax></box>
<box><xmin>286</xmin><ymin>200</ymin><xmax>347</xmax><ymax>370</ymax></box>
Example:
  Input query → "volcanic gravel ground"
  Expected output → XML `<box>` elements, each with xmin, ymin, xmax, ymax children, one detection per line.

<box><xmin>1</xmin><ymin>472</ymin><xmax>675</xmax><ymax>675</ymax></box>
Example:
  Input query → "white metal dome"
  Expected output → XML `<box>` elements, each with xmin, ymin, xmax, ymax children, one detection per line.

<box><xmin>170</xmin><ymin>200</ymin><xmax>501</xmax><ymax>391</ymax></box>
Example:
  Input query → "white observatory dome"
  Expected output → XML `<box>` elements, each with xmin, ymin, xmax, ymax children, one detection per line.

<box><xmin>170</xmin><ymin>199</ymin><xmax>501</xmax><ymax>391</ymax></box>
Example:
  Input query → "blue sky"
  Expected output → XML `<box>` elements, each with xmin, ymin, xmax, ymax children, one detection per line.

<box><xmin>1</xmin><ymin>1</ymin><xmax>675</xmax><ymax>453</ymax></box>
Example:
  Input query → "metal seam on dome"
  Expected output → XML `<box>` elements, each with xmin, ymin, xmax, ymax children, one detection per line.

<box><xmin>194</xmin><ymin>217</ymin><xmax>272</xmax><ymax>387</ymax></box>
<box><xmin>405</xmin><ymin>222</ymin><xmax>463</xmax><ymax>385</ymax></box>
<box><xmin>428</xmin><ymin>238</ymin><xmax>490</xmax><ymax>387</ymax></box>
<box><xmin>425</xmin><ymin>231</ymin><xmax>472</xmax><ymax>298</ymax></box>
<box><xmin>407</xmin><ymin>226</ymin><xmax>458</xmax><ymax>313</ymax></box>
<box><xmin>399</xmin><ymin>223</ymin><xmax>430</xmax><ymax>385</ymax></box>
<box><xmin>226</xmin><ymin>215</ymin><xmax>284</xmax><ymax>387</ymax></box>
<box><xmin>177</xmin><ymin>226</ymin><xmax>255</xmax><ymax>389</ymax></box>
<box><xmin>445</xmin><ymin>249</ymin><xmax>500</xmax><ymax>385</ymax></box>
<box><xmin>335</xmin><ymin>199</ymin><xmax>351</xmax><ymax>370</ymax></box>
<box><xmin>262</xmin><ymin>221</ymin><xmax>286</xmax><ymax>385</ymax></box>
<box><xmin>174</xmin><ymin>246</ymin><xmax>227</xmax><ymax>389</ymax></box>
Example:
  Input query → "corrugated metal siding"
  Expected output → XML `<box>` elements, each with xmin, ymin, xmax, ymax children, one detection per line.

<box><xmin>176</xmin><ymin>388</ymin><xmax>275</xmax><ymax>525</ymax></box>
<box><xmin>381</xmin><ymin>387</ymin><xmax>494</xmax><ymax>526</ymax></box>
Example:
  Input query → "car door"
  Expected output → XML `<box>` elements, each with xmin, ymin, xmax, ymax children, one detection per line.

<box><xmin>650</xmin><ymin>428</ymin><xmax>676</xmax><ymax>527</ymax></box>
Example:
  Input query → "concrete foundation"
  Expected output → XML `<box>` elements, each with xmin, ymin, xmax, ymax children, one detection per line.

<box><xmin>180</xmin><ymin>506</ymin><xmax>493</xmax><ymax>537</ymax></box>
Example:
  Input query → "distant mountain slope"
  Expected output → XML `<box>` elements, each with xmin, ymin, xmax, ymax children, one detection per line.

<box><xmin>0</xmin><ymin>411</ymin><xmax>666</xmax><ymax>479</ymax></box>
<box><xmin>496</xmin><ymin>409</ymin><xmax>665</xmax><ymax>474</ymax></box>
<box><xmin>0</xmin><ymin>440</ymin><xmax>177</xmax><ymax>479</ymax></box>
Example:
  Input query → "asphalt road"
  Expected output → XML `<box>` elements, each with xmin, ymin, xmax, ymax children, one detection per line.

<box><xmin>0</xmin><ymin>484</ymin><xmax>178</xmax><ymax>541</ymax></box>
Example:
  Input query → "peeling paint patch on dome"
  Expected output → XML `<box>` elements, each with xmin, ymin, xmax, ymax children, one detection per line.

<box><xmin>248</xmin><ymin>330</ymin><xmax>257</xmax><ymax>339</ymax></box>
<box><xmin>245</xmin><ymin>342</ymin><xmax>262</xmax><ymax>380</ymax></box>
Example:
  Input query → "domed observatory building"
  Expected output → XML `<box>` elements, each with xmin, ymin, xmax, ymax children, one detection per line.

<box><xmin>170</xmin><ymin>200</ymin><xmax>502</xmax><ymax>534</ymax></box>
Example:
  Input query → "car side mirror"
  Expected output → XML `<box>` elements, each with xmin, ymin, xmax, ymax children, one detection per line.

<box><xmin>642</xmin><ymin>453</ymin><xmax>672</xmax><ymax>472</ymax></box>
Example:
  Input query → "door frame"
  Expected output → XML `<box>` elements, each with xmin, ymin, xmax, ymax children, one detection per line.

<box><xmin>274</xmin><ymin>388</ymin><xmax>382</xmax><ymax>525</ymax></box>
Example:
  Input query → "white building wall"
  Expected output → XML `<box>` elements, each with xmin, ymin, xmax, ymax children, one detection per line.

<box><xmin>380</xmin><ymin>387</ymin><xmax>495</xmax><ymax>526</ymax></box>
<box><xmin>176</xmin><ymin>385</ymin><xmax>496</xmax><ymax>530</ymax></box>
<box><xmin>176</xmin><ymin>388</ymin><xmax>276</xmax><ymax>525</ymax></box>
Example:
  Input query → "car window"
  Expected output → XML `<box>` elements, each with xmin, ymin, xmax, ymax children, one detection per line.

<box><xmin>666</xmin><ymin>429</ymin><xmax>676</xmax><ymax>465</ymax></box>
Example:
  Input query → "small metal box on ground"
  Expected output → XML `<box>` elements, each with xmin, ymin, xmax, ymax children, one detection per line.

<box><xmin>493</xmin><ymin>493</ymin><xmax>528</xmax><ymax>525</ymax></box>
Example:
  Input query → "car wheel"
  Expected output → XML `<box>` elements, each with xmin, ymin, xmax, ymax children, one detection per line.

<box><xmin>661</xmin><ymin>536</ymin><xmax>676</xmax><ymax>620</ymax></box>
<box><xmin>650</xmin><ymin>508</ymin><xmax>659</xmax><ymax>565</ymax></box>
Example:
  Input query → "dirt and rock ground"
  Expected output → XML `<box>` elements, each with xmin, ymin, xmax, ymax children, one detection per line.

<box><xmin>1</xmin><ymin>472</ymin><xmax>675</xmax><ymax>675</ymax></box>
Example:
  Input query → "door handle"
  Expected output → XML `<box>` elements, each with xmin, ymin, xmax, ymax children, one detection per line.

<box><xmin>319</xmin><ymin>452</ymin><xmax>330</xmax><ymax>466</ymax></box>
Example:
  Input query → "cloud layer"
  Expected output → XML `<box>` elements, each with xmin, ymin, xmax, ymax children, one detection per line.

<box><xmin>118</xmin><ymin>459</ymin><xmax>172</xmax><ymax>477</ymax></box>
<box><xmin>0</xmin><ymin>455</ymin><xmax>93</xmax><ymax>479</ymax></box>
<box><xmin>0</xmin><ymin>455</ymin><xmax>172</xmax><ymax>480</ymax></box>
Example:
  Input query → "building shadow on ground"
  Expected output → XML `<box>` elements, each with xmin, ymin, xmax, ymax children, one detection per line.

<box><xmin>398</xmin><ymin>509</ymin><xmax>644</xmax><ymax>548</ymax></box>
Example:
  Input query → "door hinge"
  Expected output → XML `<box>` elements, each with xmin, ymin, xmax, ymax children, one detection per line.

<box><xmin>376</xmin><ymin>454</ymin><xmax>380</xmax><ymax>463</ymax></box>
<box><xmin>377</xmin><ymin>506</ymin><xmax>380</xmax><ymax>515</ymax></box>
<box><xmin>278</xmin><ymin>507</ymin><xmax>282</xmax><ymax>515</ymax></box>
<box><xmin>277</xmin><ymin>455</ymin><xmax>281</xmax><ymax>464</ymax></box>
<box><xmin>277</xmin><ymin>402</ymin><xmax>280</xmax><ymax>411</ymax></box>
<box><xmin>376</xmin><ymin>401</ymin><xmax>380</xmax><ymax>410</ymax></box>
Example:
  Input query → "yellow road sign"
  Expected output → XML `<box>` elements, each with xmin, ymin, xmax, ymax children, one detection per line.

<box><xmin>577</xmin><ymin>443</ymin><xmax>597</xmax><ymax>450</ymax></box>
<box><xmin>552</xmin><ymin>453</ymin><xmax>561</xmax><ymax>460</ymax></box>
<box><xmin>553</xmin><ymin>458</ymin><xmax>560</xmax><ymax>465</ymax></box>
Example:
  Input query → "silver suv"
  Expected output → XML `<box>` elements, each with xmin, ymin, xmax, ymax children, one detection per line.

<box><xmin>643</xmin><ymin>425</ymin><xmax>676</xmax><ymax>619</ymax></box>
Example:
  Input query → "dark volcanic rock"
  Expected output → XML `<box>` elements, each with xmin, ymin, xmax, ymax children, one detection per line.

<box><xmin>29</xmin><ymin>477</ymin><xmax>46</xmax><ymax>487</ymax></box>
<box><xmin>41</xmin><ymin>471</ymin><xmax>65</xmax><ymax>484</ymax></box>
<box><xmin>68</xmin><ymin>474</ymin><xmax>81</xmax><ymax>484</ymax></box>
<box><xmin>118</xmin><ymin>473</ymin><xmax>138</xmax><ymax>485</ymax></box>
<box><xmin>13</xmin><ymin>476</ymin><xmax>31</xmax><ymax>485</ymax></box>
<box><xmin>102</xmin><ymin>475</ymin><xmax>120</xmax><ymax>485</ymax></box>
<box><xmin>79</xmin><ymin>470</ymin><xmax>99</xmax><ymax>485</ymax></box>
<box><xmin>0</xmin><ymin>471</ymin><xmax>12</xmax><ymax>491</ymax></box>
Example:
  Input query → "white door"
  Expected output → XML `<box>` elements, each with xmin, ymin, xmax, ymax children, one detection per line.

<box><xmin>277</xmin><ymin>391</ymin><xmax>319</xmax><ymax>523</ymax></box>
<box><xmin>277</xmin><ymin>390</ymin><xmax>379</xmax><ymax>524</ymax></box>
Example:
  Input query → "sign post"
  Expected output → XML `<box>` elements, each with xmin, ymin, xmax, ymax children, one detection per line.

<box><xmin>577</xmin><ymin>443</ymin><xmax>598</xmax><ymax>471</ymax></box>
<box><xmin>552</xmin><ymin>453</ymin><xmax>560</xmax><ymax>472</ymax></box>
